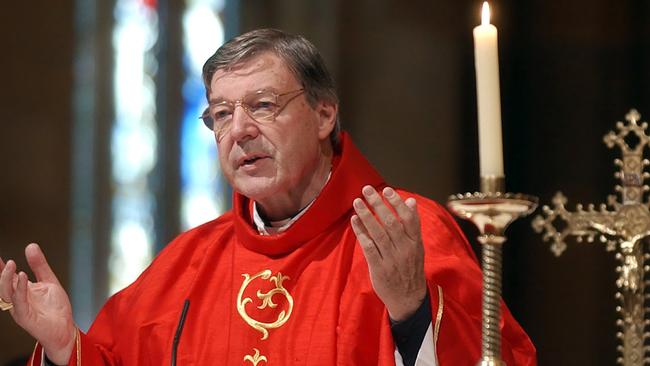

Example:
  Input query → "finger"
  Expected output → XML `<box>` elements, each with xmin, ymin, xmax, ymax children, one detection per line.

<box><xmin>382</xmin><ymin>187</ymin><xmax>421</xmax><ymax>240</ymax></box>
<box><xmin>0</xmin><ymin>258</ymin><xmax>20</xmax><ymax>292</ymax></box>
<box><xmin>0</xmin><ymin>260</ymin><xmax>16</xmax><ymax>302</ymax></box>
<box><xmin>12</xmin><ymin>271</ymin><xmax>29</xmax><ymax>319</ymax></box>
<box><xmin>351</xmin><ymin>215</ymin><xmax>383</xmax><ymax>264</ymax></box>
<box><xmin>353</xmin><ymin>197</ymin><xmax>395</xmax><ymax>257</ymax></box>
<box><xmin>12</xmin><ymin>274</ymin><xmax>19</xmax><ymax>292</ymax></box>
<box><xmin>25</xmin><ymin>243</ymin><xmax>60</xmax><ymax>284</ymax></box>
<box><xmin>362</xmin><ymin>186</ymin><xmax>406</xmax><ymax>243</ymax></box>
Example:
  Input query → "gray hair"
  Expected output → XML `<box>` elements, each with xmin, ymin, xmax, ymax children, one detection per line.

<box><xmin>202</xmin><ymin>28</ymin><xmax>341</xmax><ymax>150</ymax></box>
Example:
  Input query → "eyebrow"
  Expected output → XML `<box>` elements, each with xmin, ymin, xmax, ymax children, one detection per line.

<box><xmin>207</xmin><ymin>97</ymin><xmax>228</xmax><ymax>105</ymax></box>
<box><xmin>207</xmin><ymin>87</ymin><xmax>283</xmax><ymax>105</ymax></box>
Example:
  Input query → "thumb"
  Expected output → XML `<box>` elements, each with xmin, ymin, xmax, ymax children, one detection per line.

<box><xmin>25</xmin><ymin>243</ymin><xmax>60</xmax><ymax>285</ymax></box>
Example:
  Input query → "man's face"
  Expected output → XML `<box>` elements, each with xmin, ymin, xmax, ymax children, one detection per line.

<box><xmin>209</xmin><ymin>52</ymin><xmax>334</xmax><ymax>202</ymax></box>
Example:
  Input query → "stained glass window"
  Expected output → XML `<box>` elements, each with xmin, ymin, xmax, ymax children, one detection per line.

<box><xmin>74</xmin><ymin>0</ymin><xmax>235</xmax><ymax>313</ymax></box>
<box><xmin>109</xmin><ymin>0</ymin><xmax>159</xmax><ymax>295</ymax></box>
<box><xmin>180</xmin><ymin>0</ymin><xmax>230</xmax><ymax>230</ymax></box>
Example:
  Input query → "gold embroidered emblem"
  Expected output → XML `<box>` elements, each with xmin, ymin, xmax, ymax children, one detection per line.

<box><xmin>237</xmin><ymin>269</ymin><xmax>294</xmax><ymax>340</ymax></box>
<box><xmin>243</xmin><ymin>348</ymin><xmax>267</xmax><ymax>365</ymax></box>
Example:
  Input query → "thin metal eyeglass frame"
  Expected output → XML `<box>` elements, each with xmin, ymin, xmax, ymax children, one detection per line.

<box><xmin>199</xmin><ymin>88</ymin><xmax>305</xmax><ymax>132</ymax></box>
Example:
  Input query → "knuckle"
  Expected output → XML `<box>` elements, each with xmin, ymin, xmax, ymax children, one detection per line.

<box><xmin>360</xmin><ymin>238</ymin><xmax>376</xmax><ymax>251</ymax></box>
<box><xmin>400</xmin><ymin>211</ymin><xmax>415</xmax><ymax>223</ymax></box>
<box><xmin>366</xmin><ymin>196</ymin><xmax>382</xmax><ymax>209</ymax></box>
<box><xmin>375</xmin><ymin>231</ymin><xmax>390</xmax><ymax>243</ymax></box>
<box><xmin>361</xmin><ymin>239</ymin><xmax>374</xmax><ymax>249</ymax></box>
<box><xmin>383</xmin><ymin>215</ymin><xmax>397</xmax><ymax>228</ymax></box>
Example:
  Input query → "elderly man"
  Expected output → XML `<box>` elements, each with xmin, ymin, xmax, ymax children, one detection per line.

<box><xmin>0</xmin><ymin>29</ymin><xmax>535</xmax><ymax>365</ymax></box>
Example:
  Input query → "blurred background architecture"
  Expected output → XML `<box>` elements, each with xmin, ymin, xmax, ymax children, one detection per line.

<box><xmin>1</xmin><ymin>1</ymin><xmax>649</xmax><ymax>364</ymax></box>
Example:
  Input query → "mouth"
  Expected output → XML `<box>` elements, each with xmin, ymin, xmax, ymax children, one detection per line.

<box><xmin>238</xmin><ymin>154</ymin><xmax>270</xmax><ymax>168</ymax></box>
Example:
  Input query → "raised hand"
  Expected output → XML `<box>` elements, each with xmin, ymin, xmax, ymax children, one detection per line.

<box><xmin>0</xmin><ymin>243</ymin><xmax>76</xmax><ymax>365</ymax></box>
<box><xmin>350</xmin><ymin>185</ymin><xmax>427</xmax><ymax>322</ymax></box>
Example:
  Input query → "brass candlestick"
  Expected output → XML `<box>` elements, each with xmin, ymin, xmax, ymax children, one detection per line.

<box><xmin>448</xmin><ymin>175</ymin><xmax>538</xmax><ymax>366</ymax></box>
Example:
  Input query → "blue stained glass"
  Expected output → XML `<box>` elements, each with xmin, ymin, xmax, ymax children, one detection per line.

<box><xmin>109</xmin><ymin>0</ymin><xmax>158</xmax><ymax>295</ymax></box>
<box><xmin>180</xmin><ymin>0</ymin><xmax>228</xmax><ymax>230</ymax></box>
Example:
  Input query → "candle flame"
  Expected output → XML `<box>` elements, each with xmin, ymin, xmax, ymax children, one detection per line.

<box><xmin>481</xmin><ymin>2</ymin><xmax>491</xmax><ymax>25</ymax></box>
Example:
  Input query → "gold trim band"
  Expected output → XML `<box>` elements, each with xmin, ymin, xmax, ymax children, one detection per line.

<box><xmin>29</xmin><ymin>342</ymin><xmax>37</xmax><ymax>366</ymax></box>
<box><xmin>433</xmin><ymin>285</ymin><xmax>444</xmax><ymax>346</ymax></box>
<box><xmin>75</xmin><ymin>327</ymin><xmax>81</xmax><ymax>366</ymax></box>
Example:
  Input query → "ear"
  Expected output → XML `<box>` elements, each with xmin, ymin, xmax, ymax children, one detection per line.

<box><xmin>315</xmin><ymin>100</ymin><xmax>338</xmax><ymax>141</ymax></box>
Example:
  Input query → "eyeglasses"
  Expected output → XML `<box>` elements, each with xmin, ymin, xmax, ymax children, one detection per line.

<box><xmin>200</xmin><ymin>88</ymin><xmax>305</xmax><ymax>140</ymax></box>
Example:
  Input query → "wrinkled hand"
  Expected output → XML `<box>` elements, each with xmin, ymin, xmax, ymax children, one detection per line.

<box><xmin>0</xmin><ymin>243</ymin><xmax>76</xmax><ymax>365</ymax></box>
<box><xmin>351</xmin><ymin>185</ymin><xmax>427</xmax><ymax>322</ymax></box>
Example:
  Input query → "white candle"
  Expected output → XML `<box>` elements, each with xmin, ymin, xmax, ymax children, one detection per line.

<box><xmin>473</xmin><ymin>2</ymin><xmax>504</xmax><ymax>177</ymax></box>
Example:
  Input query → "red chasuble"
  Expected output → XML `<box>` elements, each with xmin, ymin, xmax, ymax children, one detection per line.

<box><xmin>29</xmin><ymin>132</ymin><xmax>536</xmax><ymax>366</ymax></box>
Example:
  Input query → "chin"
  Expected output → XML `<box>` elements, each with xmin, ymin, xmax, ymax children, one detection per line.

<box><xmin>232</xmin><ymin>176</ymin><xmax>282</xmax><ymax>201</ymax></box>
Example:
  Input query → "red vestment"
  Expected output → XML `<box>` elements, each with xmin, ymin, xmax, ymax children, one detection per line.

<box><xmin>30</xmin><ymin>132</ymin><xmax>536</xmax><ymax>365</ymax></box>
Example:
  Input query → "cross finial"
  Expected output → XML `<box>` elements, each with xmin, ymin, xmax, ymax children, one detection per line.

<box><xmin>626</xmin><ymin>109</ymin><xmax>641</xmax><ymax>124</ymax></box>
<box><xmin>533</xmin><ymin>110</ymin><xmax>650</xmax><ymax>365</ymax></box>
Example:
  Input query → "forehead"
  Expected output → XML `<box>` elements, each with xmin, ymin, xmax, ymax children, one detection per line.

<box><xmin>209</xmin><ymin>52</ymin><xmax>299</xmax><ymax>100</ymax></box>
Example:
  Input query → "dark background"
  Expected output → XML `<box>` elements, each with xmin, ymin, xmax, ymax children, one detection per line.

<box><xmin>1</xmin><ymin>0</ymin><xmax>649</xmax><ymax>364</ymax></box>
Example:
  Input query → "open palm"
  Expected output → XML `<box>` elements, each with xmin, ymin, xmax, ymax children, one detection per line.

<box><xmin>0</xmin><ymin>244</ymin><xmax>76</xmax><ymax>364</ymax></box>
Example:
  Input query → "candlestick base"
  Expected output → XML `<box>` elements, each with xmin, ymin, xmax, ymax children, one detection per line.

<box><xmin>447</xmin><ymin>192</ymin><xmax>537</xmax><ymax>236</ymax></box>
<box><xmin>448</xmin><ymin>190</ymin><xmax>537</xmax><ymax>366</ymax></box>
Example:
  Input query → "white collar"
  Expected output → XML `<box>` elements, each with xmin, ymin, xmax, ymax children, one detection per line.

<box><xmin>252</xmin><ymin>172</ymin><xmax>332</xmax><ymax>236</ymax></box>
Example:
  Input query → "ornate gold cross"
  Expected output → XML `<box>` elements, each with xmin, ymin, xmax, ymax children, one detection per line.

<box><xmin>532</xmin><ymin>109</ymin><xmax>650</xmax><ymax>366</ymax></box>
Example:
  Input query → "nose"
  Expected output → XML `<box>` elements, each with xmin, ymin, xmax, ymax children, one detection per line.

<box><xmin>228</xmin><ymin>103</ymin><xmax>260</xmax><ymax>142</ymax></box>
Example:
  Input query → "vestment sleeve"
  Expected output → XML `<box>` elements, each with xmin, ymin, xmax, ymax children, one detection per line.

<box><xmin>394</xmin><ymin>322</ymin><xmax>438</xmax><ymax>366</ymax></box>
<box><xmin>27</xmin><ymin>329</ymin><xmax>118</xmax><ymax>366</ymax></box>
<box><xmin>391</xmin><ymin>290</ymin><xmax>432</xmax><ymax>365</ymax></box>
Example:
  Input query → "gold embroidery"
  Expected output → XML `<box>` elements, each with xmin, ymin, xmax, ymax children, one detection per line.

<box><xmin>76</xmin><ymin>327</ymin><xmax>81</xmax><ymax>366</ymax></box>
<box><xmin>243</xmin><ymin>348</ymin><xmax>268</xmax><ymax>365</ymax></box>
<box><xmin>237</xmin><ymin>270</ymin><xmax>294</xmax><ymax>340</ymax></box>
<box><xmin>29</xmin><ymin>342</ymin><xmax>37</xmax><ymax>366</ymax></box>
<box><xmin>31</xmin><ymin>328</ymin><xmax>80</xmax><ymax>366</ymax></box>
<box><xmin>433</xmin><ymin>285</ymin><xmax>444</xmax><ymax>346</ymax></box>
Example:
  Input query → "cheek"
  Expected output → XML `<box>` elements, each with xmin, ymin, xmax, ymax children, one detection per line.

<box><xmin>217</xmin><ymin>143</ymin><xmax>234</xmax><ymax>175</ymax></box>
<box><xmin>281</xmin><ymin>138</ymin><xmax>318</xmax><ymax>171</ymax></box>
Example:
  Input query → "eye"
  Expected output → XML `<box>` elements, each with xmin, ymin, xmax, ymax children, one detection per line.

<box><xmin>250</xmin><ymin>99</ymin><xmax>277</xmax><ymax>111</ymax></box>
<box><xmin>211</xmin><ymin>106</ymin><xmax>233</xmax><ymax>122</ymax></box>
